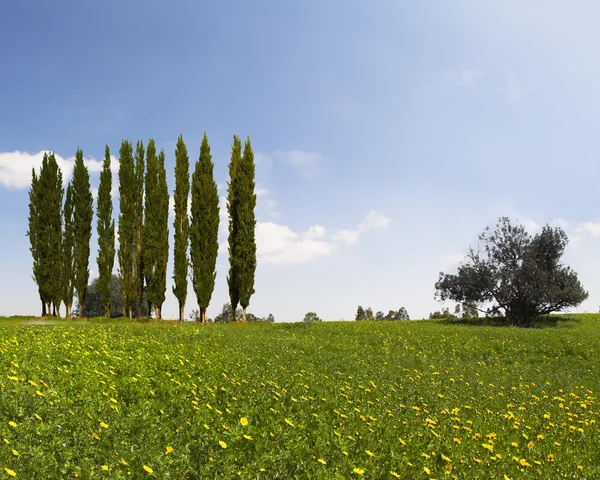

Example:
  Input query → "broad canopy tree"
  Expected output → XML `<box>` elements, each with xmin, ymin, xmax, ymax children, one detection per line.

<box><xmin>435</xmin><ymin>217</ymin><xmax>588</xmax><ymax>326</ymax></box>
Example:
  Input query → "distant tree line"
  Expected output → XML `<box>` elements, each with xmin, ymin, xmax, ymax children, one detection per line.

<box><xmin>355</xmin><ymin>306</ymin><xmax>409</xmax><ymax>321</ymax></box>
<box><xmin>27</xmin><ymin>134</ymin><xmax>257</xmax><ymax>323</ymax></box>
<box><xmin>188</xmin><ymin>303</ymin><xmax>274</xmax><ymax>324</ymax></box>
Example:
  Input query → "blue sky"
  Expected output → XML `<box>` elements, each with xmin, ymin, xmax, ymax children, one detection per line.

<box><xmin>2</xmin><ymin>1</ymin><xmax>600</xmax><ymax>320</ymax></box>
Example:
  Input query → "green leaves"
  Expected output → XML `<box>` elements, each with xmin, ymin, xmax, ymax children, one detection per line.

<box><xmin>142</xmin><ymin>143</ymin><xmax>169</xmax><ymax>319</ymax></box>
<box><xmin>190</xmin><ymin>133</ymin><xmax>219</xmax><ymax>324</ymax></box>
<box><xmin>172</xmin><ymin>134</ymin><xmax>190</xmax><ymax>321</ymax></box>
<box><xmin>72</xmin><ymin>148</ymin><xmax>93</xmax><ymax>317</ymax></box>
<box><xmin>117</xmin><ymin>140</ymin><xmax>135</xmax><ymax>318</ymax></box>
<box><xmin>227</xmin><ymin>136</ymin><xmax>257</xmax><ymax>322</ymax></box>
<box><xmin>96</xmin><ymin>146</ymin><xmax>115</xmax><ymax>318</ymax></box>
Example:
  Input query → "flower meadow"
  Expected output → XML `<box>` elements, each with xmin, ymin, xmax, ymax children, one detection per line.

<box><xmin>0</xmin><ymin>315</ymin><xmax>598</xmax><ymax>479</ymax></box>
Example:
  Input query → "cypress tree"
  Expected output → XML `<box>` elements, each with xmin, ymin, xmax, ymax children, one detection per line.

<box><xmin>155</xmin><ymin>149</ymin><xmax>169</xmax><ymax>319</ymax></box>
<box><xmin>142</xmin><ymin>142</ymin><xmax>170</xmax><ymax>319</ymax></box>
<box><xmin>117</xmin><ymin>140</ymin><xmax>135</xmax><ymax>319</ymax></box>
<box><xmin>133</xmin><ymin>140</ymin><xmax>145</xmax><ymax>320</ymax></box>
<box><xmin>97</xmin><ymin>146</ymin><xmax>115</xmax><ymax>318</ymax></box>
<box><xmin>62</xmin><ymin>183</ymin><xmax>76</xmax><ymax>318</ymax></box>
<box><xmin>226</xmin><ymin>136</ymin><xmax>242</xmax><ymax>322</ymax></box>
<box><xmin>36</xmin><ymin>153</ymin><xmax>63</xmax><ymax>317</ymax></box>
<box><xmin>72</xmin><ymin>148</ymin><xmax>93</xmax><ymax>318</ymax></box>
<box><xmin>190</xmin><ymin>133</ymin><xmax>220</xmax><ymax>324</ymax></box>
<box><xmin>237</xmin><ymin>137</ymin><xmax>257</xmax><ymax>323</ymax></box>
<box><xmin>172</xmin><ymin>135</ymin><xmax>190</xmax><ymax>322</ymax></box>
<box><xmin>27</xmin><ymin>166</ymin><xmax>45</xmax><ymax>315</ymax></box>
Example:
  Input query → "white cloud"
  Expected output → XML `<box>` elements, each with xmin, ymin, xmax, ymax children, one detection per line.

<box><xmin>333</xmin><ymin>210</ymin><xmax>391</xmax><ymax>245</ymax></box>
<box><xmin>575</xmin><ymin>221</ymin><xmax>600</xmax><ymax>237</ymax></box>
<box><xmin>303</xmin><ymin>225</ymin><xmax>327</xmax><ymax>240</ymax></box>
<box><xmin>333</xmin><ymin>229</ymin><xmax>360</xmax><ymax>246</ymax></box>
<box><xmin>91</xmin><ymin>187</ymin><xmax>99</xmax><ymax>202</ymax></box>
<box><xmin>256</xmin><ymin>222</ymin><xmax>335</xmax><ymax>264</ymax></box>
<box><xmin>362</xmin><ymin>210</ymin><xmax>391</xmax><ymax>229</ymax></box>
<box><xmin>257</xmin><ymin>149</ymin><xmax>322</xmax><ymax>177</ymax></box>
<box><xmin>0</xmin><ymin>150</ymin><xmax>117</xmax><ymax>190</ymax></box>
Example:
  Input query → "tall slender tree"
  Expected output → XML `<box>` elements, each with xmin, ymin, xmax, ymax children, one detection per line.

<box><xmin>97</xmin><ymin>146</ymin><xmax>115</xmax><ymax>318</ymax></box>
<box><xmin>28</xmin><ymin>153</ymin><xmax>63</xmax><ymax>317</ymax></box>
<box><xmin>72</xmin><ymin>148</ymin><xmax>93</xmax><ymax>318</ymax></box>
<box><xmin>142</xmin><ymin>142</ymin><xmax>170</xmax><ymax>319</ymax></box>
<box><xmin>27</xmin><ymin>166</ymin><xmax>45</xmax><ymax>315</ymax></box>
<box><xmin>237</xmin><ymin>137</ymin><xmax>257</xmax><ymax>323</ymax></box>
<box><xmin>61</xmin><ymin>183</ymin><xmax>76</xmax><ymax>318</ymax></box>
<box><xmin>133</xmin><ymin>140</ymin><xmax>145</xmax><ymax>319</ymax></box>
<box><xmin>190</xmin><ymin>133</ymin><xmax>220</xmax><ymax>324</ymax></box>
<box><xmin>172</xmin><ymin>135</ymin><xmax>190</xmax><ymax>322</ymax></box>
<box><xmin>118</xmin><ymin>140</ymin><xmax>135</xmax><ymax>319</ymax></box>
<box><xmin>226</xmin><ymin>136</ymin><xmax>242</xmax><ymax>322</ymax></box>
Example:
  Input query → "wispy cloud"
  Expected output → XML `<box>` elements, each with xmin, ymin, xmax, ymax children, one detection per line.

<box><xmin>445</xmin><ymin>69</ymin><xmax>484</xmax><ymax>87</ymax></box>
<box><xmin>256</xmin><ymin>149</ymin><xmax>322</xmax><ymax>177</ymax></box>
<box><xmin>333</xmin><ymin>210</ymin><xmax>391</xmax><ymax>246</ymax></box>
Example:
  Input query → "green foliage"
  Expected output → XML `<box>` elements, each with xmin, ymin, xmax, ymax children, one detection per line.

<box><xmin>96</xmin><ymin>146</ymin><xmax>115</xmax><ymax>318</ymax></box>
<box><xmin>303</xmin><ymin>311</ymin><xmax>322</xmax><ymax>322</ymax></box>
<box><xmin>72</xmin><ymin>148</ymin><xmax>93</xmax><ymax>317</ymax></box>
<box><xmin>226</xmin><ymin>135</ymin><xmax>242</xmax><ymax>322</ymax></box>
<box><xmin>357</xmin><ymin>306</ymin><xmax>409</xmax><ymax>321</ymax></box>
<box><xmin>227</xmin><ymin>136</ymin><xmax>257</xmax><ymax>322</ymax></box>
<box><xmin>172</xmin><ymin>134</ymin><xmax>190</xmax><ymax>322</ymax></box>
<box><xmin>142</xmin><ymin>143</ymin><xmax>170</xmax><ymax>319</ymax></box>
<box><xmin>436</xmin><ymin>217</ymin><xmax>588</xmax><ymax>326</ymax></box>
<box><xmin>237</xmin><ymin>137</ymin><xmax>257</xmax><ymax>315</ymax></box>
<box><xmin>1</xmin><ymin>317</ymin><xmax>599</xmax><ymax>478</ymax></box>
<box><xmin>27</xmin><ymin>166</ymin><xmax>43</xmax><ymax>314</ymax></box>
<box><xmin>133</xmin><ymin>140</ymin><xmax>145</xmax><ymax>319</ymax></box>
<box><xmin>190</xmin><ymin>133</ymin><xmax>220</xmax><ymax>324</ymax></box>
<box><xmin>61</xmin><ymin>183</ymin><xmax>75</xmax><ymax>318</ymax></box>
<box><xmin>27</xmin><ymin>153</ymin><xmax>63</xmax><ymax>316</ymax></box>
<box><xmin>117</xmin><ymin>140</ymin><xmax>135</xmax><ymax>318</ymax></box>
<box><xmin>74</xmin><ymin>274</ymin><xmax>149</xmax><ymax>318</ymax></box>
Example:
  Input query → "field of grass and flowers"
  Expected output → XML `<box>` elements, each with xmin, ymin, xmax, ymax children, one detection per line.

<box><xmin>0</xmin><ymin>314</ymin><xmax>598</xmax><ymax>478</ymax></box>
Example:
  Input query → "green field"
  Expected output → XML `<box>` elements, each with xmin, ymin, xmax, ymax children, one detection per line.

<box><xmin>0</xmin><ymin>315</ymin><xmax>598</xmax><ymax>479</ymax></box>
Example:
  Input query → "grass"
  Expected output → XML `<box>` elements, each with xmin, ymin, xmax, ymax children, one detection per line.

<box><xmin>0</xmin><ymin>314</ymin><xmax>598</xmax><ymax>478</ymax></box>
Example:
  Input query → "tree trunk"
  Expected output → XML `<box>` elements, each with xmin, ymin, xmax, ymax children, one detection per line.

<box><xmin>201</xmin><ymin>308</ymin><xmax>208</xmax><ymax>325</ymax></box>
<box><xmin>129</xmin><ymin>306</ymin><xmax>132</xmax><ymax>321</ymax></box>
<box><xmin>179</xmin><ymin>305</ymin><xmax>184</xmax><ymax>323</ymax></box>
<box><xmin>104</xmin><ymin>304</ymin><xmax>110</xmax><ymax>319</ymax></box>
<box><xmin>65</xmin><ymin>304</ymin><xmax>70</xmax><ymax>320</ymax></box>
<box><xmin>52</xmin><ymin>303</ymin><xmax>56</xmax><ymax>317</ymax></box>
<box><xmin>154</xmin><ymin>306</ymin><xmax>161</xmax><ymax>321</ymax></box>
<box><xmin>41</xmin><ymin>301</ymin><xmax>46</xmax><ymax>317</ymax></box>
<box><xmin>79</xmin><ymin>293</ymin><xmax>84</xmax><ymax>318</ymax></box>
<box><xmin>242</xmin><ymin>306</ymin><xmax>247</xmax><ymax>324</ymax></box>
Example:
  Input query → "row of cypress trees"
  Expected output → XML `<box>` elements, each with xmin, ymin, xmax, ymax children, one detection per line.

<box><xmin>27</xmin><ymin>134</ymin><xmax>256</xmax><ymax>322</ymax></box>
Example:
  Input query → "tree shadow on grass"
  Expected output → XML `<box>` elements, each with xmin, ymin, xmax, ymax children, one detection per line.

<box><xmin>433</xmin><ymin>315</ymin><xmax>580</xmax><ymax>329</ymax></box>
